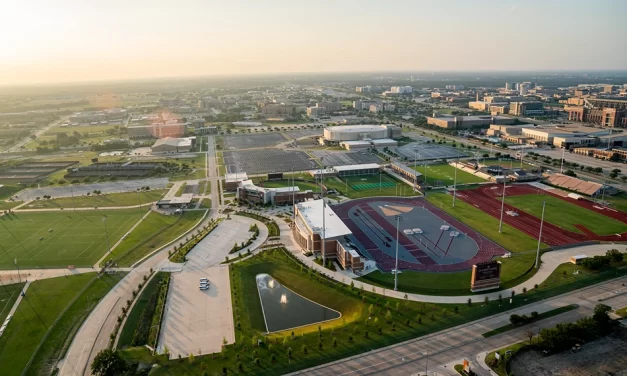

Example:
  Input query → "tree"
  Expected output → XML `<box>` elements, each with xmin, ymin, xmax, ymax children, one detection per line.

<box><xmin>91</xmin><ymin>349</ymin><xmax>127</xmax><ymax>376</ymax></box>
<box><xmin>525</xmin><ymin>329</ymin><xmax>534</xmax><ymax>345</ymax></box>
<box><xmin>606</xmin><ymin>249</ymin><xmax>624</xmax><ymax>263</ymax></box>
<box><xmin>189</xmin><ymin>353</ymin><xmax>195</xmax><ymax>364</ymax></box>
<box><xmin>564</xmin><ymin>169</ymin><xmax>577</xmax><ymax>177</ymax></box>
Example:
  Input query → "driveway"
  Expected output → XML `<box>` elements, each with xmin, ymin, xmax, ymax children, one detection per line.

<box><xmin>157</xmin><ymin>215</ymin><xmax>268</xmax><ymax>358</ymax></box>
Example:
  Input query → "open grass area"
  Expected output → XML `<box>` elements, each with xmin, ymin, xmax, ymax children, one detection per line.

<box><xmin>0</xmin><ymin>273</ymin><xmax>116</xmax><ymax>376</ymax></box>
<box><xmin>118</xmin><ymin>272</ymin><xmax>168</xmax><ymax>349</ymax></box>
<box><xmin>25</xmin><ymin>272</ymin><xmax>125</xmax><ymax>376</ymax></box>
<box><xmin>485</xmin><ymin>341</ymin><xmax>529</xmax><ymax>376</ymax></box>
<box><xmin>412</xmin><ymin>163</ymin><xmax>486</xmax><ymax>186</ymax></box>
<box><xmin>615</xmin><ymin>306</ymin><xmax>627</xmax><ymax>318</ymax></box>
<box><xmin>603</xmin><ymin>192</ymin><xmax>627</xmax><ymax>213</ymax></box>
<box><xmin>104</xmin><ymin>210</ymin><xmax>205</xmax><ymax>267</ymax></box>
<box><xmin>0</xmin><ymin>201</ymin><xmax>22</xmax><ymax>210</ymax></box>
<box><xmin>505</xmin><ymin>194</ymin><xmax>627</xmax><ymax>235</ymax></box>
<box><xmin>358</xmin><ymin>270</ymin><xmax>472</xmax><ymax>296</ymax></box>
<box><xmin>23</xmin><ymin>189</ymin><xmax>166</xmax><ymax>209</ymax></box>
<box><xmin>0</xmin><ymin>282</ymin><xmax>25</xmax><ymax>324</ymax></box>
<box><xmin>0</xmin><ymin>185</ymin><xmax>23</xmax><ymax>200</ymax></box>
<box><xmin>174</xmin><ymin>183</ymin><xmax>187</xmax><ymax>197</ymax></box>
<box><xmin>0</xmin><ymin>209</ymin><xmax>146</xmax><ymax>269</ymax></box>
<box><xmin>482</xmin><ymin>304</ymin><xmax>578</xmax><ymax>337</ymax></box>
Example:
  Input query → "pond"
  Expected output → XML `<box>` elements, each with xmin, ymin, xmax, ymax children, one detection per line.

<box><xmin>255</xmin><ymin>273</ymin><xmax>341</xmax><ymax>333</ymax></box>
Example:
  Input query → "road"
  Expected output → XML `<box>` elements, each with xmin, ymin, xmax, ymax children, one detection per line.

<box><xmin>2</xmin><ymin>116</ymin><xmax>67</xmax><ymax>153</ymax></box>
<box><xmin>289</xmin><ymin>275</ymin><xmax>627</xmax><ymax>376</ymax></box>
<box><xmin>58</xmin><ymin>136</ymin><xmax>221</xmax><ymax>375</ymax></box>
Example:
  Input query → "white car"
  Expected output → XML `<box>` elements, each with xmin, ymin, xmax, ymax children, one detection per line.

<box><xmin>199</xmin><ymin>283</ymin><xmax>209</xmax><ymax>290</ymax></box>
<box><xmin>199</xmin><ymin>278</ymin><xmax>209</xmax><ymax>284</ymax></box>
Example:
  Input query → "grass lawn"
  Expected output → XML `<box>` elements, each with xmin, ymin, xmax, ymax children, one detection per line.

<box><xmin>25</xmin><ymin>272</ymin><xmax>125</xmax><ymax>376</ymax></box>
<box><xmin>411</xmin><ymin>163</ymin><xmax>486</xmax><ymax>186</ymax></box>
<box><xmin>485</xmin><ymin>341</ymin><xmax>529</xmax><ymax>376</ymax></box>
<box><xmin>482</xmin><ymin>304</ymin><xmax>578</xmax><ymax>337</ymax></box>
<box><xmin>118</xmin><ymin>272</ymin><xmax>167</xmax><ymax>348</ymax></box>
<box><xmin>198</xmin><ymin>198</ymin><xmax>212</xmax><ymax>209</ymax></box>
<box><xmin>0</xmin><ymin>201</ymin><xmax>22</xmax><ymax>210</ymax></box>
<box><xmin>505</xmin><ymin>194</ymin><xmax>627</xmax><ymax>235</ymax></box>
<box><xmin>358</xmin><ymin>270</ymin><xmax>472</xmax><ymax>296</ymax></box>
<box><xmin>104</xmin><ymin>210</ymin><xmax>205</xmax><ymax>267</ymax></box>
<box><xmin>0</xmin><ymin>185</ymin><xmax>23</xmax><ymax>200</ymax></box>
<box><xmin>174</xmin><ymin>183</ymin><xmax>187</xmax><ymax>197</ymax></box>
<box><xmin>0</xmin><ymin>209</ymin><xmax>146</xmax><ymax>269</ymax></box>
<box><xmin>480</xmin><ymin>158</ymin><xmax>538</xmax><ymax>172</ymax></box>
<box><xmin>0</xmin><ymin>273</ymin><xmax>115</xmax><ymax>376</ymax></box>
<box><xmin>0</xmin><ymin>282</ymin><xmax>25</xmax><ymax>324</ymax></box>
<box><xmin>615</xmin><ymin>306</ymin><xmax>627</xmax><ymax>318</ymax></box>
<box><xmin>23</xmin><ymin>189</ymin><xmax>166</xmax><ymax>209</ymax></box>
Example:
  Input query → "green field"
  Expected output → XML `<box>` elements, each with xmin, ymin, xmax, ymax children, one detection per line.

<box><xmin>358</xmin><ymin>270</ymin><xmax>472</xmax><ymax>296</ymax></box>
<box><xmin>0</xmin><ymin>185</ymin><xmax>23</xmax><ymax>200</ymax></box>
<box><xmin>603</xmin><ymin>192</ymin><xmax>627</xmax><ymax>213</ymax></box>
<box><xmin>0</xmin><ymin>272</ymin><xmax>123</xmax><ymax>376</ymax></box>
<box><xmin>411</xmin><ymin>163</ymin><xmax>486</xmax><ymax>186</ymax></box>
<box><xmin>481</xmin><ymin>158</ymin><xmax>537</xmax><ymax>171</ymax></box>
<box><xmin>104</xmin><ymin>210</ymin><xmax>205</xmax><ymax>267</ymax></box>
<box><xmin>0</xmin><ymin>283</ymin><xmax>25</xmax><ymax>324</ymax></box>
<box><xmin>23</xmin><ymin>189</ymin><xmax>166</xmax><ymax>209</ymax></box>
<box><xmin>325</xmin><ymin>174</ymin><xmax>412</xmax><ymax>199</ymax></box>
<box><xmin>505</xmin><ymin>194</ymin><xmax>627</xmax><ymax>235</ymax></box>
<box><xmin>0</xmin><ymin>209</ymin><xmax>145</xmax><ymax>268</ymax></box>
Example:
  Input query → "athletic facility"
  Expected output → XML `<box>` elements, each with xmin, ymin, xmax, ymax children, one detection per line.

<box><xmin>0</xmin><ymin>209</ymin><xmax>143</xmax><ymax>269</ymax></box>
<box><xmin>457</xmin><ymin>184</ymin><xmax>627</xmax><ymax>246</ymax></box>
<box><xmin>347</xmin><ymin>174</ymin><xmax>396</xmax><ymax>191</ymax></box>
<box><xmin>333</xmin><ymin>197</ymin><xmax>507</xmax><ymax>272</ymax></box>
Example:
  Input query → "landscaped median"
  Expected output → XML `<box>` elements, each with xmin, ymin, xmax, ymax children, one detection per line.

<box><xmin>482</xmin><ymin>304</ymin><xmax>578</xmax><ymax>337</ymax></box>
<box><xmin>235</xmin><ymin>211</ymin><xmax>280</xmax><ymax>237</ymax></box>
<box><xmin>168</xmin><ymin>218</ymin><xmax>222</xmax><ymax>263</ymax></box>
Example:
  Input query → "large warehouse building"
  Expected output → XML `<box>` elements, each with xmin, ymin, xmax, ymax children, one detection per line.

<box><xmin>236</xmin><ymin>179</ymin><xmax>314</xmax><ymax>205</ymax></box>
<box><xmin>427</xmin><ymin>114</ymin><xmax>515</xmax><ymax>129</ymax></box>
<box><xmin>292</xmin><ymin>199</ymin><xmax>365</xmax><ymax>271</ymax></box>
<box><xmin>321</xmin><ymin>124</ymin><xmax>401</xmax><ymax>148</ymax></box>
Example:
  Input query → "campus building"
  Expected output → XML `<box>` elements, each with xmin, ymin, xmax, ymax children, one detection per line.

<box><xmin>236</xmin><ymin>179</ymin><xmax>314</xmax><ymax>205</ymax></box>
<box><xmin>292</xmin><ymin>199</ymin><xmax>364</xmax><ymax>271</ymax></box>
<box><xmin>564</xmin><ymin>97</ymin><xmax>627</xmax><ymax>128</ymax></box>
<box><xmin>308</xmin><ymin>163</ymin><xmax>381</xmax><ymax>179</ymax></box>
<box><xmin>151</xmin><ymin>137</ymin><xmax>196</xmax><ymax>154</ymax></box>
<box><xmin>224</xmin><ymin>172</ymin><xmax>249</xmax><ymax>191</ymax></box>
<box><xmin>321</xmin><ymin>125</ymin><xmax>402</xmax><ymax>148</ymax></box>
<box><xmin>128</xmin><ymin>122</ymin><xmax>188</xmax><ymax>139</ymax></box>
<box><xmin>426</xmin><ymin>115</ymin><xmax>515</xmax><ymax>129</ymax></box>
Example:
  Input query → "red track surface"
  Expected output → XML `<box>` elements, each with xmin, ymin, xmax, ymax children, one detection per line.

<box><xmin>457</xmin><ymin>184</ymin><xmax>627</xmax><ymax>246</ymax></box>
<box><xmin>333</xmin><ymin>197</ymin><xmax>507</xmax><ymax>272</ymax></box>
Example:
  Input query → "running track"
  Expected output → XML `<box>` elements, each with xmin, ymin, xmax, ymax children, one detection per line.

<box><xmin>457</xmin><ymin>184</ymin><xmax>627</xmax><ymax>246</ymax></box>
<box><xmin>333</xmin><ymin>197</ymin><xmax>507</xmax><ymax>272</ymax></box>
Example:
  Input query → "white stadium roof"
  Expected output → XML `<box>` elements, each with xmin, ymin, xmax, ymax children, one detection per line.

<box><xmin>296</xmin><ymin>199</ymin><xmax>351</xmax><ymax>239</ymax></box>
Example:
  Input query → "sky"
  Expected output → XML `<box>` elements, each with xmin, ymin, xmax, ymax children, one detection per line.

<box><xmin>1</xmin><ymin>0</ymin><xmax>626</xmax><ymax>86</ymax></box>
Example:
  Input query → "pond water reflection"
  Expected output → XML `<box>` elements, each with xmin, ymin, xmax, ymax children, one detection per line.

<box><xmin>256</xmin><ymin>273</ymin><xmax>341</xmax><ymax>332</ymax></box>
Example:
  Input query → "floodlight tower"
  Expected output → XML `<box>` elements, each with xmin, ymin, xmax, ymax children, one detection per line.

<box><xmin>394</xmin><ymin>215</ymin><xmax>403</xmax><ymax>291</ymax></box>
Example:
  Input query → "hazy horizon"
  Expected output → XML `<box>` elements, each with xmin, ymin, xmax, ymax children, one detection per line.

<box><xmin>2</xmin><ymin>0</ymin><xmax>626</xmax><ymax>86</ymax></box>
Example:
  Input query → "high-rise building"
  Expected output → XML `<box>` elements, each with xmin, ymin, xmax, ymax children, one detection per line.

<box><xmin>390</xmin><ymin>86</ymin><xmax>413</xmax><ymax>94</ymax></box>
<box><xmin>509</xmin><ymin>102</ymin><xmax>543</xmax><ymax>116</ymax></box>
<box><xmin>519</xmin><ymin>83</ymin><xmax>531</xmax><ymax>96</ymax></box>
<box><xmin>505</xmin><ymin>82</ymin><xmax>516</xmax><ymax>90</ymax></box>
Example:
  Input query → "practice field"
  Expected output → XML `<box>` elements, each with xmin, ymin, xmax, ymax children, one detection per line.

<box><xmin>324</xmin><ymin>174</ymin><xmax>412</xmax><ymax>199</ymax></box>
<box><xmin>505</xmin><ymin>194</ymin><xmax>627</xmax><ymax>236</ymax></box>
<box><xmin>0</xmin><ymin>209</ymin><xmax>146</xmax><ymax>268</ymax></box>
<box><xmin>346</xmin><ymin>174</ymin><xmax>396</xmax><ymax>190</ymax></box>
<box><xmin>23</xmin><ymin>189</ymin><xmax>166</xmax><ymax>209</ymax></box>
<box><xmin>411</xmin><ymin>163</ymin><xmax>486</xmax><ymax>186</ymax></box>
<box><xmin>333</xmin><ymin>197</ymin><xmax>507</xmax><ymax>272</ymax></box>
<box><xmin>0</xmin><ymin>283</ymin><xmax>24</xmax><ymax>325</ymax></box>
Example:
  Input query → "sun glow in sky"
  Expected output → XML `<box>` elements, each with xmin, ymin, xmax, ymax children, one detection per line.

<box><xmin>1</xmin><ymin>0</ymin><xmax>626</xmax><ymax>86</ymax></box>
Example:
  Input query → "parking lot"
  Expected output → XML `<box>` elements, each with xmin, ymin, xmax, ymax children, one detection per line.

<box><xmin>310</xmin><ymin>150</ymin><xmax>383</xmax><ymax>166</ymax></box>
<box><xmin>283</xmin><ymin>129</ymin><xmax>323</xmax><ymax>139</ymax></box>
<box><xmin>223</xmin><ymin>133</ymin><xmax>287</xmax><ymax>150</ymax></box>
<box><xmin>224</xmin><ymin>149</ymin><xmax>316</xmax><ymax>174</ymax></box>
<box><xmin>158</xmin><ymin>216</ymin><xmax>267</xmax><ymax>358</ymax></box>
<box><xmin>397</xmin><ymin>143</ymin><xmax>468</xmax><ymax>161</ymax></box>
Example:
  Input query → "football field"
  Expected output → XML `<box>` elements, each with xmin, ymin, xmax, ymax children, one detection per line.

<box><xmin>0</xmin><ymin>209</ymin><xmax>146</xmax><ymax>269</ymax></box>
<box><xmin>411</xmin><ymin>163</ymin><xmax>486</xmax><ymax>186</ymax></box>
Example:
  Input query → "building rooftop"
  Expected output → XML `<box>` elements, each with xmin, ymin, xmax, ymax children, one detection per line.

<box><xmin>296</xmin><ymin>199</ymin><xmax>352</xmax><ymax>240</ymax></box>
<box><xmin>333</xmin><ymin>163</ymin><xmax>380</xmax><ymax>172</ymax></box>
<box><xmin>324</xmin><ymin>124</ymin><xmax>390</xmax><ymax>133</ymax></box>
<box><xmin>225</xmin><ymin>172</ymin><xmax>248</xmax><ymax>182</ymax></box>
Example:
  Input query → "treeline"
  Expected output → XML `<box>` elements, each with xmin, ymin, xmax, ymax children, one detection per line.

<box><xmin>581</xmin><ymin>249</ymin><xmax>624</xmax><ymax>270</ymax></box>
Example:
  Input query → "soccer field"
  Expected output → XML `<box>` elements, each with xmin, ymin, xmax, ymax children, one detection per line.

<box><xmin>505</xmin><ymin>194</ymin><xmax>627</xmax><ymax>235</ymax></box>
<box><xmin>411</xmin><ymin>163</ymin><xmax>486</xmax><ymax>186</ymax></box>
<box><xmin>0</xmin><ymin>209</ymin><xmax>146</xmax><ymax>269</ymax></box>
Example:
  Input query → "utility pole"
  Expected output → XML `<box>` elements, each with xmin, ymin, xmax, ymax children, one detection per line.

<box><xmin>320</xmin><ymin>158</ymin><xmax>326</xmax><ymax>265</ymax></box>
<box><xmin>452</xmin><ymin>157</ymin><xmax>458</xmax><ymax>207</ymax></box>
<box><xmin>498</xmin><ymin>178</ymin><xmax>506</xmax><ymax>233</ymax></box>
<box><xmin>70</xmin><ymin>184</ymin><xmax>76</xmax><ymax>212</ymax></box>
<box><xmin>291</xmin><ymin>165</ymin><xmax>295</xmax><ymax>222</ymax></box>
<box><xmin>394</xmin><ymin>215</ymin><xmax>402</xmax><ymax>291</ymax></box>
<box><xmin>560</xmin><ymin>147</ymin><xmax>565</xmax><ymax>174</ymax></box>
<box><xmin>535</xmin><ymin>200</ymin><xmax>546</xmax><ymax>269</ymax></box>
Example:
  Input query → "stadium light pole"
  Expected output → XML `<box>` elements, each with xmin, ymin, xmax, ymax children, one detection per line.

<box><xmin>452</xmin><ymin>157</ymin><xmax>458</xmax><ymax>207</ymax></box>
<box><xmin>320</xmin><ymin>158</ymin><xmax>326</xmax><ymax>265</ymax></box>
<box><xmin>394</xmin><ymin>215</ymin><xmax>402</xmax><ymax>291</ymax></box>
<box><xmin>498</xmin><ymin>178</ymin><xmax>506</xmax><ymax>233</ymax></box>
<box><xmin>560</xmin><ymin>147</ymin><xmax>565</xmax><ymax>174</ymax></box>
<box><xmin>535</xmin><ymin>200</ymin><xmax>546</xmax><ymax>269</ymax></box>
<box><xmin>70</xmin><ymin>184</ymin><xmax>76</xmax><ymax>212</ymax></box>
<box><xmin>291</xmin><ymin>165</ymin><xmax>295</xmax><ymax>222</ymax></box>
<box><xmin>102</xmin><ymin>216</ymin><xmax>111</xmax><ymax>254</ymax></box>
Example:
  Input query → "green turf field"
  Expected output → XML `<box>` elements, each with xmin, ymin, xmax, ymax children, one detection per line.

<box><xmin>480</xmin><ymin>158</ymin><xmax>537</xmax><ymax>171</ymax></box>
<box><xmin>324</xmin><ymin>174</ymin><xmax>411</xmax><ymax>199</ymax></box>
<box><xmin>0</xmin><ymin>209</ymin><xmax>146</xmax><ymax>268</ymax></box>
<box><xmin>0</xmin><ymin>283</ymin><xmax>25</xmax><ymax>324</ymax></box>
<box><xmin>505</xmin><ymin>194</ymin><xmax>627</xmax><ymax>235</ymax></box>
<box><xmin>411</xmin><ymin>163</ymin><xmax>486</xmax><ymax>186</ymax></box>
<box><xmin>0</xmin><ymin>272</ymin><xmax>123</xmax><ymax>376</ymax></box>
<box><xmin>23</xmin><ymin>189</ymin><xmax>166</xmax><ymax>209</ymax></box>
<box><xmin>103</xmin><ymin>210</ymin><xmax>205</xmax><ymax>267</ymax></box>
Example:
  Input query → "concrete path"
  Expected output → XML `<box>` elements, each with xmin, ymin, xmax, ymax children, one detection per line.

<box><xmin>157</xmin><ymin>215</ymin><xmax>268</xmax><ymax>358</ymax></box>
<box><xmin>0</xmin><ymin>268</ymin><xmax>95</xmax><ymax>283</ymax></box>
<box><xmin>289</xmin><ymin>275</ymin><xmax>627</xmax><ymax>376</ymax></box>
<box><xmin>14</xmin><ymin>202</ymin><xmax>155</xmax><ymax>212</ymax></box>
